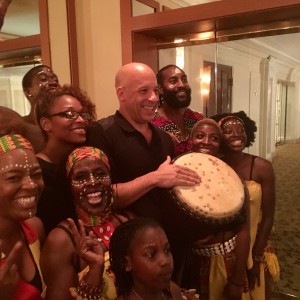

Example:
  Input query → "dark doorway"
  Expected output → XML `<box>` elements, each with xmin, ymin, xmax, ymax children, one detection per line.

<box><xmin>203</xmin><ymin>61</ymin><xmax>233</xmax><ymax>117</ymax></box>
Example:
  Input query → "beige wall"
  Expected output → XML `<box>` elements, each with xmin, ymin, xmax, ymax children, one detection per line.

<box><xmin>75</xmin><ymin>0</ymin><xmax>122</xmax><ymax>119</ymax></box>
<box><xmin>47</xmin><ymin>0</ymin><xmax>71</xmax><ymax>85</ymax></box>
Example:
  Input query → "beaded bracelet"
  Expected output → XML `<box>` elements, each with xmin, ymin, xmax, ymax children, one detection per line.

<box><xmin>252</xmin><ymin>250</ymin><xmax>264</xmax><ymax>262</ymax></box>
<box><xmin>70</xmin><ymin>278</ymin><xmax>105</xmax><ymax>300</ymax></box>
<box><xmin>252</xmin><ymin>254</ymin><xmax>264</xmax><ymax>262</ymax></box>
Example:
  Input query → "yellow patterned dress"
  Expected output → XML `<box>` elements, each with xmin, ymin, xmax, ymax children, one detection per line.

<box><xmin>245</xmin><ymin>180</ymin><xmax>280</xmax><ymax>300</ymax></box>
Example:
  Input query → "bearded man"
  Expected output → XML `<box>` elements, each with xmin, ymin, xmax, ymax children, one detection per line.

<box><xmin>151</xmin><ymin>64</ymin><xmax>204</xmax><ymax>156</ymax></box>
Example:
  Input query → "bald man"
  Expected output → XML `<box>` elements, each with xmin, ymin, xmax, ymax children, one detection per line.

<box><xmin>87</xmin><ymin>63</ymin><xmax>202</xmax><ymax>283</ymax></box>
<box><xmin>87</xmin><ymin>62</ymin><xmax>200</xmax><ymax>221</ymax></box>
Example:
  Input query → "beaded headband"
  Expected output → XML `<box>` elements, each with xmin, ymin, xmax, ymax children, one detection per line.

<box><xmin>218</xmin><ymin>116</ymin><xmax>244</xmax><ymax>129</ymax></box>
<box><xmin>66</xmin><ymin>146</ymin><xmax>110</xmax><ymax>176</ymax></box>
<box><xmin>0</xmin><ymin>134</ymin><xmax>33</xmax><ymax>156</ymax></box>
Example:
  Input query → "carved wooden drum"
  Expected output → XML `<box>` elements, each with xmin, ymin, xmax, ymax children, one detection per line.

<box><xmin>170</xmin><ymin>152</ymin><xmax>245</xmax><ymax>226</ymax></box>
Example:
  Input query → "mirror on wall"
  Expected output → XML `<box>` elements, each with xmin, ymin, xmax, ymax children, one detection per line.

<box><xmin>0</xmin><ymin>0</ymin><xmax>39</xmax><ymax>41</ymax></box>
<box><xmin>0</xmin><ymin>0</ymin><xmax>43</xmax><ymax>116</ymax></box>
<box><xmin>132</xmin><ymin>0</ymin><xmax>159</xmax><ymax>16</ymax></box>
<box><xmin>0</xmin><ymin>62</ymin><xmax>42</xmax><ymax>116</ymax></box>
<box><xmin>133</xmin><ymin>0</ymin><xmax>222</xmax><ymax>12</ymax></box>
<box><xmin>158</xmin><ymin>31</ymin><xmax>300</xmax><ymax>300</ymax></box>
<box><xmin>159</xmin><ymin>31</ymin><xmax>300</xmax><ymax>160</ymax></box>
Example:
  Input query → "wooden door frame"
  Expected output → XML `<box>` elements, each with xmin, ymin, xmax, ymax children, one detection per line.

<box><xmin>120</xmin><ymin>0</ymin><xmax>300</xmax><ymax>72</ymax></box>
<box><xmin>203</xmin><ymin>61</ymin><xmax>233</xmax><ymax>117</ymax></box>
<box><xmin>0</xmin><ymin>0</ymin><xmax>78</xmax><ymax>85</ymax></box>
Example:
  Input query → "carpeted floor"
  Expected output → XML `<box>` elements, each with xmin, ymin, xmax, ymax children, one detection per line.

<box><xmin>271</xmin><ymin>141</ymin><xmax>300</xmax><ymax>298</ymax></box>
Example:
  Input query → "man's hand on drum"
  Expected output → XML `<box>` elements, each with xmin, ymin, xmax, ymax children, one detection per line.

<box><xmin>155</xmin><ymin>156</ymin><xmax>201</xmax><ymax>188</ymax></box>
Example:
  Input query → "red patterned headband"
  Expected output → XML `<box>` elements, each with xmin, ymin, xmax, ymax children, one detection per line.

<box><xmin>0</xmin><ymin>134</ymin><xmax>33</xmax><ymax>156</ymax></box>
<box><xmin>66</xmin><ymin>146</ymin><xmax>110</xmax><ymax>176</ymax></box>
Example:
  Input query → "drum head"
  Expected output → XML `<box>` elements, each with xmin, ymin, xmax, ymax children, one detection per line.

<box><xmin>171</xmin><ymin>152</ymin><xmax>244</xmax><ymax>225</ymax></box>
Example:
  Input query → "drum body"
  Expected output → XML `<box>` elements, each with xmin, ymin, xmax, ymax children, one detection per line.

<box><xmin>164</xmin><ymin>152</ymin><xmax>245</xmax><ymax>242</ymax></box>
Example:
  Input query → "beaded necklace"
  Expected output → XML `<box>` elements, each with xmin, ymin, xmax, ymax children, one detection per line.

<box><xmin>76</xmin><ymin>205</ymin><xmax>115</xmax><ymax>249</ymax></box>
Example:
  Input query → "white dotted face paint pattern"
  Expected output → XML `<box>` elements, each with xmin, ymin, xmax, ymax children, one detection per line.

<box><xmin>0</xmin><ymin>150</ymin><xmax>40</xmax><ymax>189</ymax></box>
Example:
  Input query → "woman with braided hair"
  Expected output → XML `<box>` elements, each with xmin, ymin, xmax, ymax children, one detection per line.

<box><xmin>211</xmin><ymin>111</ymin><xmax>280</xmax><ymax>300</ymax></box>
<box><xmin>41</xmin><ymin>146</ymin><xmax>134</xmax><ymax>300</ymax></box>
<box><xmin>0</xmin><ymin>134</ymin><xmax>45</xmax><ymax>299</ymax></box>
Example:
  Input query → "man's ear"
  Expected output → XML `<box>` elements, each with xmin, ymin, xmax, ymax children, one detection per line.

<box><xmin>24</xmin><ymin>88</ymin><xmax>32</xmax><ymax>99</ymax></box>
<box><xmin>117</xmin><ymin>86</ymin><xmax>125</xmax><ymax>102</ymax></box>
<box><xmin>158</xmin><ymin>84</ymin><xmax>163</xmax><ymax>95</ymax></box>
<box><xmin>124</xmin><ymin>255</ymin><xmax>132</xmax><ymax>272</ymax></box>
<box><xmin>39</xmin><ymin>117</ymin><xmax>51</xmax><ymax>133</ymax></box>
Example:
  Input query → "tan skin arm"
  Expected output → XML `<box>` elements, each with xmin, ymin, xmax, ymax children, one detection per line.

<box><xmin>248</xmin><ymin>158</ymin><xmax>276</xmax><ymax>289</ymax></box>
<box><xmin>224</xmin><ymin>186</ymin><xmax>250</xmax><ymax>300</ymax></box>
<box><xmin>112</xmin><ymin>156</ymin><xmax>201</xmax><ymax>209</ymax></box>
<box><xmin>27</xmin><ymin>216</ymin><xmax>45</xmax><ymax>245</ymax></box>
<box><xmin>252</xmin><ymin>158</ymin><xmax>275</xmax><ymax>253</ymax></box>
<box><xmin>41</xmin><ymin>219</ymin><xmax>105</xmax><ymax>300</ymax></box>
<box><xmin>41</xmin><ymin>226</ymin><xmax>78</xmax><ymax>300</ymax></box>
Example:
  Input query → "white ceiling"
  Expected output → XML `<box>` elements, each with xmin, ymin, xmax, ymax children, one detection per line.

<box><xmin>225</xmin><ymin>33</ymin><xmax>300</xmax><ymax>67</ymax></box>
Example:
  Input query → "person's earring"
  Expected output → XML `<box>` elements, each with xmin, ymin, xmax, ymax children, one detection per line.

<box><xmin>159</xmin><ymin>95</ymin><xmax>164</xmax><ymax>106</ymax></box>
<box><xmin>124</xmin><ymin>256</ymin><xmax>132</xmax><ymax>272</ymax></box>
<box><xmin>28</xmin><ymin>93</ymin><xmax>32</xmax><ymax>98</ymax></box>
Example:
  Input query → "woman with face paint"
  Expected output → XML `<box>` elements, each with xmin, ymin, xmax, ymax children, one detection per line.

<box><xmin>212</xmin><ymin>111</ymin><xmax>280</xmax><ymax>300</ymax></box>
<box><xmin>178</xmin><ymin>118</ymin><xmax>251</xmax><ymax>300</ymax></box>
<box><xmin>41</xmin><ymin>146</ymin><xmax>134</xmax><ymax>300</ymax></box>
<box><xmin>0</xmin><ymin>134</ymin><xmax>45</xmax><ymax>300</ymax></box>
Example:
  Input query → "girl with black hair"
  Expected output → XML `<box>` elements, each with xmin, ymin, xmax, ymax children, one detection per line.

<box><xmin>110</xmin><ymin>217</ymin><xmax>198</xmax><ymax>300</ymax></box>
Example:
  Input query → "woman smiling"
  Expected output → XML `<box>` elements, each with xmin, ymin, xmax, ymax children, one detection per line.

<box><xmin>35</xmin><ymin>85</ymin><xmax>96</xmax><ymax>234</ymax></box>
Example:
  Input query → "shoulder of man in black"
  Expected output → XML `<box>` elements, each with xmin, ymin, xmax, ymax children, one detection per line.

<box><xmin>86</xmin><ymin>114</ymin><xmax>116</xmax><ymax>151</ymax></box>
<box><xmin>150</xmin><ymin>123</ymin><xmax>175</xmax><ymax>159</ymax></box>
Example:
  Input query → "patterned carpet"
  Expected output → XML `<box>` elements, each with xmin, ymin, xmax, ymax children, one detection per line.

<box><xmin>271</xmin><ymin>141</ymin><xmax>300</xmax><ymax>298</ymax></box>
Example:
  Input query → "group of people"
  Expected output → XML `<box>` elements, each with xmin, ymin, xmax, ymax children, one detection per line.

<box><xmin>0</xmin><ymin>61</ymin><xmax>279</xmax><ymax>300</ymax></box>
